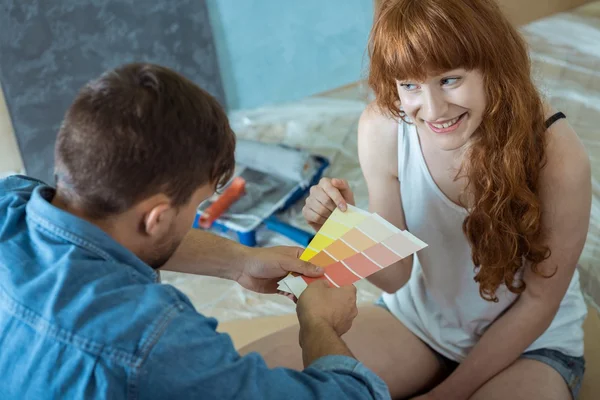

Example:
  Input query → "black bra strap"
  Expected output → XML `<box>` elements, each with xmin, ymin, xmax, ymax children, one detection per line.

<box><xmin>545</xmin><ymin>112</ymin><xmax>566</xmax><ymax>129</ymax></box>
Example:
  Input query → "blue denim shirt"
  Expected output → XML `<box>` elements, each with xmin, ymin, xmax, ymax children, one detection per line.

<box><xmin>0</xmin><ymin>176</ymin><xmax>389</xmax><ymax>399</ymax></box>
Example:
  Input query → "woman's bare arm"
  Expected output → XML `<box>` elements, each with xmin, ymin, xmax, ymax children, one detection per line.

<box><xmin>358</xmin><ymin>102</ymin><xmax>413</xmax><ymax>293</ymax></box>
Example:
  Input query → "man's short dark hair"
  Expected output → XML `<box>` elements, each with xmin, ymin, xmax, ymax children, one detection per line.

<box><xmin>54</xmin><ymin>63</ymin><xmax>235</xmax><ymax>218</ymax></box>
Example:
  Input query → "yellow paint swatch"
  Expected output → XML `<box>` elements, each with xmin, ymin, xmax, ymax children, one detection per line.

<box><xmin>319</xmin><ymin>218</ymin><xmax>351</xmax><ymax>238</ymax></box>
<box><xmin>306</xmin><ymin>233</ymin><xmax>335</xmax><ymax>252</ymax></box>
<box><xmin>281</xmin><ymin>204</ymin><xmax>428</xmax><ymax>297</ymax></box>
<box><xmin>330</xmin><ymin>205</ymin><xmax>370</xmax><ymax>227</ymax></box>
<box><xmin>299</xmin><ymin>247</ymin><xmax>318</xmax><ymax>261</ymax></box>
<box><xmin>301</xmin><ymin>205</ymin><xmax>370</xmax><ymax>259</ymax></box>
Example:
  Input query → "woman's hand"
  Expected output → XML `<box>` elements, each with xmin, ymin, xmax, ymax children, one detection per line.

<box><xmin>302</xmin><ymin>178</ymin><xmax>355</xmax><ymax>231</ymax></box>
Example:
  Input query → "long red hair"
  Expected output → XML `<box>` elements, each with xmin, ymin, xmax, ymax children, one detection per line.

<box><xmin>368</xmin><ymin>0</ymin><xmax>550</xmax><ymax>301</ymax></box>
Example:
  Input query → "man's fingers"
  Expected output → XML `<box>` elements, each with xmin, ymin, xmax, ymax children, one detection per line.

<box><xmin>272</xmin><ymin>245</ymin><xmax>303</xmax><ymax>259</ymax></box>
<box><xmin>283</xmin><ymin>258</ymin><xmax>324</xmax><ymax>277</ymax></box>
<box><xmin>274</xmin><ymin>245</ymin><xmax>322</xmax><ymax>276</ymax></box>
<box><xmin>339</xmin><ymin>284</ymin><xmax>358</xmax><ymax>295</ymax></box>
<box><xmin>277</xmin><ymin>290</ymin><xmax>298</xmax><ymax>302</ymax></box>
<box><xmin>307</xmin><ymin>279</ymin><xmax>330</xmax><ymax>289</ymax></box>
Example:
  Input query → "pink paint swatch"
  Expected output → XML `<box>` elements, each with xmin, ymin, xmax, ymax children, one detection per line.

<box><xmin>363</xmin><ymin>243</ymin><xmax>403</xmax><ymax>266</ymax></box>
<box><xmin>342</xmin><ymin>229</ymin><xmax>377</xmax><ymax>251</ymax></box>
<box><xmin>299</xmin><ymin>230</ymin><xmax>426</xmax><ymax>289</ymax></box>
<box><xmin>325</xmin><ymin>262</ymin><xmax>362</xmax><ymax>286</ymax></box>
<box><xmin>343</xmin><ymin>253</ymin><xmax>382</xmax><ymax>277</ymax></box>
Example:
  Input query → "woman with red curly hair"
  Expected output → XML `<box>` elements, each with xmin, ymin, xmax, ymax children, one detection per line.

<box><xmin>243</xmin><ymin>0</ymin><xmax>591</xmax><ymax>399</ymax></box>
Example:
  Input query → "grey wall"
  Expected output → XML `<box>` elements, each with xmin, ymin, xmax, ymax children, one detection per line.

<box><xmin>0</xmin><ymin>0</ymin><xmax>225</xmax><ymax>184</ymax></box>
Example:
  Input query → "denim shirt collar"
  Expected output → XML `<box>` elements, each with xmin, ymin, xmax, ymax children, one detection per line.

<box><xmin>25</xmin><ymin>185</ymin><xmax>159</xmax><ymax>283</ymax></box>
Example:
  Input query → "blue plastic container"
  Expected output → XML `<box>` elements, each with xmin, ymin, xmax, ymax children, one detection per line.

<box><xmin>193</xmin><ymin>156</ymin><xmax>329</xmax><ymax>247</ymax></box>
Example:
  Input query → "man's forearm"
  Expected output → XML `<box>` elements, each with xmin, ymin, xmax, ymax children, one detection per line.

<box><xmin>299</xmin><ymin>319</ymin><xmax>355</xmax><ymax>368</ymax></box>
<box><xmin>161</xmin><ymin>229</ymin><xmax>248</xmax><ymax>280</ymax></box>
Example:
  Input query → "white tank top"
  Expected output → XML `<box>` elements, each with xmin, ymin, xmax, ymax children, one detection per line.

<box><xmin>381</xmin><ymin>121</ymin><xmax>587</xmax><ymax>361</ymax></box>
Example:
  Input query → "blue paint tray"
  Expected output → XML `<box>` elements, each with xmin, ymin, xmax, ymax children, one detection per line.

<box><xmin>194</xmin><ymin>155</ymin><xmax>329</xmax><ymax>247</ymax></box>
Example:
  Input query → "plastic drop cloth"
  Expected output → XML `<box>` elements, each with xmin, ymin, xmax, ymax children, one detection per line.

<box><xmin>160</xmin><ymin>97</ymin><xmax>382</xmax><ymax>322</ymax></box>
<box><xmin>161</xmin><ymin>4</ymin><xmax>600</xmax><ymax>322</ymax></box>
<box><xmin>522</xmin><ymin>6</ymin><xmax>600</xmax><ymax>314</ymax></box>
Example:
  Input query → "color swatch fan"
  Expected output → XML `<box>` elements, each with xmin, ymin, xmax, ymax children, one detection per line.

<box><xmin>278</xmin><ymin>205</ymin><xmax>427</xmax><ymax>297</ymax></box>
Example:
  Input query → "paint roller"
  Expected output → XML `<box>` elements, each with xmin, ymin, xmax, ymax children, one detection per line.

<box><xmin>234</xmin><ymin>139</ymin><xmax>315</xmax><ymax>183</ymax></box>
<box><xmin>199</xmin><ymin>166</ymin><xmax>282</xmax><ymax>229</ymax></box>
<box><xmin>198</xmin><ymin>177</ymin><xmax>246</xmax><ymax>228</ymax></box>
<box><xmin>198</xmin><ymin>140</ymin><xmax>319</xmax><ymax>245</ymax></box>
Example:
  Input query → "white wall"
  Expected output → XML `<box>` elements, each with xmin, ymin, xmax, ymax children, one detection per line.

<box><xmin>0</xmin><ymin>84</ymin><xmax>25</xmax><ymax>177</ymax></box>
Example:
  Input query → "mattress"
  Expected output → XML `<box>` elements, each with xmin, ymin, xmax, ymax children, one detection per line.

<box><xmin>161</xmin><ymin>3</ymin><xmax>600</xmax><ymax>321</ymax></box>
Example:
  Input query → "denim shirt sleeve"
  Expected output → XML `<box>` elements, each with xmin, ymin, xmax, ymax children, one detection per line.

<box><xmin>308</xmin><ymin>355</ymin><xmax>390</xmax><ymax>398</ymax></box>
<box><xmin>0</xmin><ymin>175</ymin><xmax>45</xmax><ymax>197</ymax></box>
<box><xmin>136</xmin><ymin>306</ymin><xmax>390</xmax><ymax>400</ymax></box>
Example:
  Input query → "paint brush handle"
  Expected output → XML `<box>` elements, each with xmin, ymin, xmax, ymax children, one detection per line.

<box><xmin>199</xmin><ymin>177</ymin><xmax>246</xmax><ymax>229</ymax></box>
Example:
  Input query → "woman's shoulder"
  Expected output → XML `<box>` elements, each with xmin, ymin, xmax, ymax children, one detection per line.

<box><xmin>357</xmin><ymin>101</ymin><xmax>400</xmax><ymax>177</ymax></box>
<box><xmin>358</xmin><ymin>101</ymin><xmax>399</xmax><ymax>138</ymax></box>
<box><xmin>541</xmin><ymin>105</ymin><xmax>590</xmax><ymax>192</ymax></box>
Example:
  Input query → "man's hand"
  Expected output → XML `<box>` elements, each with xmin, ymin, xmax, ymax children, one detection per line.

<box><xmin>297</xmin><ymin>280</ymin><xmax>358</xmax><ymax>337</ymax></box>
<box><xmin>236</xmin><ymin>246</ymin><xmax>324</xmax><ymax>294</ymax></box>
<box><xmin>295</xmin><ymin>280</ymin><xmax>359</xmax><ymax>366</ymax></box>
<box><xmin>161</xmin><ymin>230</ymin><xmax>323</xmax><ymax>293</ymax></box>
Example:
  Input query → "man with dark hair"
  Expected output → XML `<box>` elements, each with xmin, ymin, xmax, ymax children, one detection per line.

<box><xmin>0</xmin><ymin>63</ymin><xmax>389</xmax><ymax>399</ymax></box>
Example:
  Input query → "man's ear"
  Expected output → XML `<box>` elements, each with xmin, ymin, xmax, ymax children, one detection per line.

<box><xmin>142</xmin><ymin>202</ymin><xmax>176</xmax><ymax>237</ymax></box>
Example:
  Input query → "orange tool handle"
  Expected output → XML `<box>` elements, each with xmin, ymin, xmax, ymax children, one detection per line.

<box><xmin>199</xmin><ymin>177</ymin><xmax>246</xmax><ymax>228</ymax></box>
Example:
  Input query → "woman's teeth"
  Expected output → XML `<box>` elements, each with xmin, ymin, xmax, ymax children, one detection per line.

<box><xmin>431</xmin><ymin>115</ymin><xmax>461</xmax><ymax>129</ymax></box>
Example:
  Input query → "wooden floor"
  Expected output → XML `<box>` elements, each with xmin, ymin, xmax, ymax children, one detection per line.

<box><xmin>220</xmin><ymin>306</ymin><xmax>600</xmax><ymax>399</ymax></box>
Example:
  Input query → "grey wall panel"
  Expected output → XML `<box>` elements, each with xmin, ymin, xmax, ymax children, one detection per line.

<box><xmin>0</xmin><ymin>0</ymin><xmax>226</xmax><ymax>184</ymax></box>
